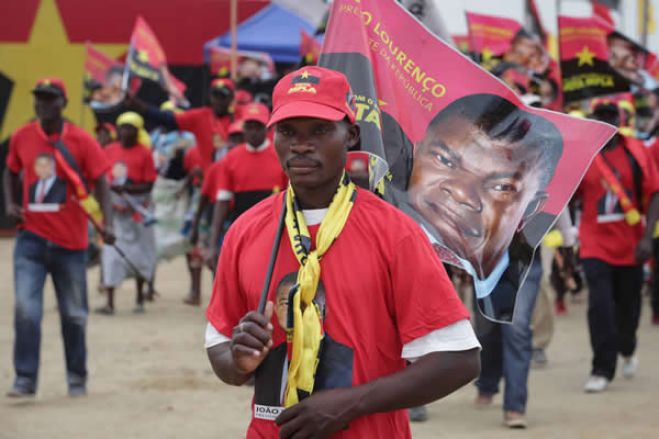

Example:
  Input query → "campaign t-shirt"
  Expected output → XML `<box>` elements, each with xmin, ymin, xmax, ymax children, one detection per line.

<box><xmin>104</xmin><ymin>142</ymin><xmax>157</xmax><ymax>185</ymax></box>
<box><xmin>216</xmin><ymin>141</ymin><xmax>288</xmax><ymax>220</ymax></box>
<box><xmin>6</xmin><ymin>120</ymin><xmax>109</xmax><ymax>250</ymax></box>
<box><xmin>175</xmin><ymin>107</ymin><xmax>231</xmax><ymax>171</ymax></box>
<box><xmin>201</xmin><ymin>159</ymin><xmax>224</xmax><ymax>200</ymax></box>
<box><xmin>578</xmin><ymin>136</ymin><xmax>659</xmax><ymax>265</ymax></box>
<box><xmin>207</xmin><ymin>189</ymin><xmax>469</xmax><ymax>439</ymax></box>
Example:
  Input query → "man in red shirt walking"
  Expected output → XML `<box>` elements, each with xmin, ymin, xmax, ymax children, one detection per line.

<box><xmin>128</xmin><ymin>78</ymin><xmax>235</xmax><ymax>172</ymax></box>
<box><xmin>205</xmin><ymin>67</ymin><xmax>480</xmax><ymax>438</ymax></box>
<box><xmin>206</xmin><ymin>102</ymin><xmax>287</xmax><ymax>268</ymax></box>
<box><xmin>3</xmin><ymin>78</ymin><xmax>114</xmax><ymax>397</ymax></box>
<box><xmin>577</xmin><ymin>102</ymin><xmax>659</xmax><ymax>393</ymax></box>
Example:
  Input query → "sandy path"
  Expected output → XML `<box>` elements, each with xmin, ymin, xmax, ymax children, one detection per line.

<box><xmin>1</xmin><ymin>238</ymin><xmax>658</xmax><ymax>438</ymax></box>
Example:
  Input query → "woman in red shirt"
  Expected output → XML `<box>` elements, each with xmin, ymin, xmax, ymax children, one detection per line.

<box><xmin>97</xmin><ymin>112</ymin><xmax>157</xmax><ymax>315</ymax></box>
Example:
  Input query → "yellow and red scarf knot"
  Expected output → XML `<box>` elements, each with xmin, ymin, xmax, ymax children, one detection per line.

<box><xmin>283</xmin><ymin>172</ymin><xmax>356</xmax><ymax>407</ymax></box>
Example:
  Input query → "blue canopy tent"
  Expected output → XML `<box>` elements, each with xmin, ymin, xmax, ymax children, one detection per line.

<box><xmin>204</xmin><ymin>4</ymin><xmax>319</xmax><ymax>64</ymax></box>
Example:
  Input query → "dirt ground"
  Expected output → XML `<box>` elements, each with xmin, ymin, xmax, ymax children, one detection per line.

<box><xmin>1</xmin><ymin>237</ymin><xmax>658</xmax><ymax>439</ymax></box>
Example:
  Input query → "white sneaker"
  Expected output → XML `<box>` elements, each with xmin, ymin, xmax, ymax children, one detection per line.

<box><xmin>584</xmin><ymin>375</ymin><xmax>609</xmax><ymax>393</ymax></box>
<box><xmin>622</xmin><ymin>356</ymin><xmax>639</xmax><ymax>379</ymax></box>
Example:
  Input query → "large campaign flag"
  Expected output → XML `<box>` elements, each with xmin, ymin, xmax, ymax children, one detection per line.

<box><xmin>320</xmin><ymin>0</ymin><xmax>616</xmax><ymax>321</ymax></box>
<box><xmin>126</xmin><ymin>16</ymin><xmax>187</xmax><ymax>104</ymax></box>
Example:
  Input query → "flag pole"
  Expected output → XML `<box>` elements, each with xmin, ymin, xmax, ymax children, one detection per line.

<box><xmin>230</xmin><ymin>0</ymin><xmax>238</xmax><ymax>80</ymax></box>
<box><xmin>641</xmin><ymin>0</ymin><xmax>650</xmax><ymax>48</ymax></box>
<box><xmin>121</xmin><ymin>46</ymin><xmax>133</xmax><ymax>92</ymax></box>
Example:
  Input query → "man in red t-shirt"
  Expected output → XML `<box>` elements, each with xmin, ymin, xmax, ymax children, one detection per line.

<box><xmin>128</xmin><ymin>78</ymin><xmax>235</xmax><ymax>172</ymax></box>
<box><xmin>206</xmin><ymin>102</ymin><xmax>287</xmax><ymax>268</ymax></box>
<box><xmin>205</xmin><ymin>67</ymin><xmax>480</xmax><ymax>438</ymax></box>
<box><xmin>576</xmin><ymin>103</ymin><xmax>659</xmax><ymax>393</ymax></box>
<box><xmin>98</xmin><ymin>112</ymin><xmax>158</xmax><ymax>315</ymax></box>
<box><xmin>3</xmin><ymin>78</ymin><xmax>114</xmax><ymax>398</ymax></box>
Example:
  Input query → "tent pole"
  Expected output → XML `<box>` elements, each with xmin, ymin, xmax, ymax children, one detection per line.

<box><xmin>230</xmin><ymin>0</ymin><xmax>238</xmax><ymax>80</ymax></box>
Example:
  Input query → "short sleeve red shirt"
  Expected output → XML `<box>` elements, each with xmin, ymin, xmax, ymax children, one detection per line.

<box><xmin>201</xmin><ymin>159</ymin><xmax>224</xmax><ymax>200</ymax></box>
<box><xmin>174</xmin><ymin>107</ymin><xmax>231</xmax><ymax>171</ymax></box>
<box><xmin>104</xmin><ymin>142</ymin><xmax>157</xmax><ymax>184</ymax></box>
<box><xmin>217</xmin><ymin>141</ymin><xmax>288</xmax><ymax>219</ymax></box>
<box><xmin>206</xmin><ymin>189</ymin><xmax>469</xmax><ymax>439</ymax></box>
<box><xmin>6</xmin><ymin>121</ymin><xmax>110</xmax><ymax>250</ymax></box>
<box><xmin>578</xmin><ymin>137</ymin><xmax>659</xmax><ymax>265</ymax></box>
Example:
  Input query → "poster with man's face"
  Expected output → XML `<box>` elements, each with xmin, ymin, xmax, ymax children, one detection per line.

<box><xmin>320</xmin><ymin>0</ymin><xmax>616</xmax><ymax>321</ymax></box>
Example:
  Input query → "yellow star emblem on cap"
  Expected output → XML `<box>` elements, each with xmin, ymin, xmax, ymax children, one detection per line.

<box><xmin>576</xmin><ymin>46</ymin><xmax>595</xmax><ymax>67</ymax></box>
<box><xmin>300</xmin><ymin>70</ymin><xmax>310</xmax><ymax>79</ymax></box>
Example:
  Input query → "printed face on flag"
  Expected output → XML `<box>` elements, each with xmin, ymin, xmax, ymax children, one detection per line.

<box><xmin>408</xmin><ymin>94</ymin><xmax>560</xmax><ymax>281</ymax></box>
<box><xmin>321</xmin><ymin>0</ymin><xmax>616</xmax><ymax>321</ymax></box>
<box><xmin>606</xmin><ymin>31</ymin><xmax>657</xmax><ymax>90</ymax></box>
<box><xmin>84</xmin><ymin>43</ymin><xmax>128</xmax><ymax>111</ymax></box>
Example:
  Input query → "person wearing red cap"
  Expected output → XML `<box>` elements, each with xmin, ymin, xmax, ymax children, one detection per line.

<box><xmin>127</xmin><ymin>78</ymin><xmax>235</xmax><ymax>171</ymax></box>
<box><xmin>3</xmin><ymin>78</ymin><xmax>115</xmax><ymax>398</ymax></box>
<box><xmin>205</xmin><ymin>67</ymin><xmax>479</xmax><ymax>438</ymax></box>
<box><xmin>206</xmin><ymin>102</ymin><xmax>288</xmax><ymax>269</ymax></box>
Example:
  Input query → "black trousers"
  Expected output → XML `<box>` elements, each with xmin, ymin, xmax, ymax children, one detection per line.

<box><xmin>582</xmin><ymin>258</ymin><xmax>642</xmax><ymax>380</ymax></box>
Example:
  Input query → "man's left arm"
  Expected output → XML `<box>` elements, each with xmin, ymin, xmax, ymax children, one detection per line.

<box><xmin>637</xmin><ymin>192</ymin><xmax>659</xmax><ymax>261</ymax></box>
<box><xmin>275</xmin><ymin>349</ymin><xmax>479</xmax><ymax>438</ymax></box>
<box><xmin>93</xmin><ymin>176</ymin><xmax>115</xmax><ymax>244</ymax></box>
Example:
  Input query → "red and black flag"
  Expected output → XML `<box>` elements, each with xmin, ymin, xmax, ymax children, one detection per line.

<box><xmin>320</xmin><ymin>0</ymin><xmax>616</xmax><ymax>321</ymax></box>
<box><xmin>558</xmin><ymin>15</ymin><xmax>631</xmax><ymax>102</ymax></box>
<box><xmin>300</xmin><ymin>30</ymin><xmax>321</xmax><ymax>65</ymax></box>
<box><xmin>126</xmin><ymin>16</ymin><xmax>187</xmax><ymax>105</ymax></box>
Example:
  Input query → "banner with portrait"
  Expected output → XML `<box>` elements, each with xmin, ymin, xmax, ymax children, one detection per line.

<box><xmin>466</xmin><ymin>11</ymin><xmax>562</xmax><ymax>110</ymax></box>
<box><xmin>320</xmin><ymin>0</ymin><xmax>617</xmax><ymax>322</ymax></box>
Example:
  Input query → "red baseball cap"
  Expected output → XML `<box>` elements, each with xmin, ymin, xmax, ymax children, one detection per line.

<box><xmin>267</xmin><ymin>66</ymin><xmax>356</xmax><ymax>128</ymax></box>
<box><xmin>228</xmin><ymin>120</ymin><xmax>244</xmax><ymax>135</ymax></box>
<box><xmin>210</xmin><ymin>78</ymin><xmax>235</xmax><ymax>94</ymax></box>
<box><xmin>235</xmin><ymin>89</ymin><xmax>253</xmax><ymax>105</ymax></box>
<box><xmin>32</xmin><ymin>78</ymin><xmax>67</xmax><ymax>99</ymax></box>
<box><xmin>241</xmin><ymin>102</ymin><xmax>270</xmax><ymax>126</ymax></box>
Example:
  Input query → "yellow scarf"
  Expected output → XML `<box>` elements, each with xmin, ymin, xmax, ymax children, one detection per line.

<box><xmin>283</xmin><ymin>172</ymin><xmax>357</xmax><ymax>406</ymax></box>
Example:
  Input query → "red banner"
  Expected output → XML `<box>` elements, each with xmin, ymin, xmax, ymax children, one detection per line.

<box><xmin>466</xmin><ymin>12</ymin><xmax>522</xmax><ymax>60</ymax></box>
<box><xmin>321</xmin><ymin>0</ymin><xmax>616</xmax><ymax>321</ymax></box>
<box><xmin>466</xmin><ymin>11</ymin><xmax>560</xmax><ymax>109</ymax></box>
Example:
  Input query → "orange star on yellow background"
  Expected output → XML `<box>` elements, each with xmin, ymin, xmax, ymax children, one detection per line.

<box><xmin>0</xmin><ymin>0</ymin><xmax>126</xmax><ymax>139</ymax></box>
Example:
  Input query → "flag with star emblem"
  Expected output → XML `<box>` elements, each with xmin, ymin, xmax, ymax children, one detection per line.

<box><xmin>126</xmin><ymin>15</ymin><xmax>187</xmax><ymax>105</ymax></box>
<box><xmin>558</xmin><ymin>15</ymin><xmax>631</xmax><ymax>103</ymax></box>
<box><xmin>321</xmin><ymin>0</ymin><xmax>617</xmax><ymax>322</ymax></box>
<box><xmin>300</xmin><ymin>30</ymin><xmax>321</xmax><ymax>65</ymax></box>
